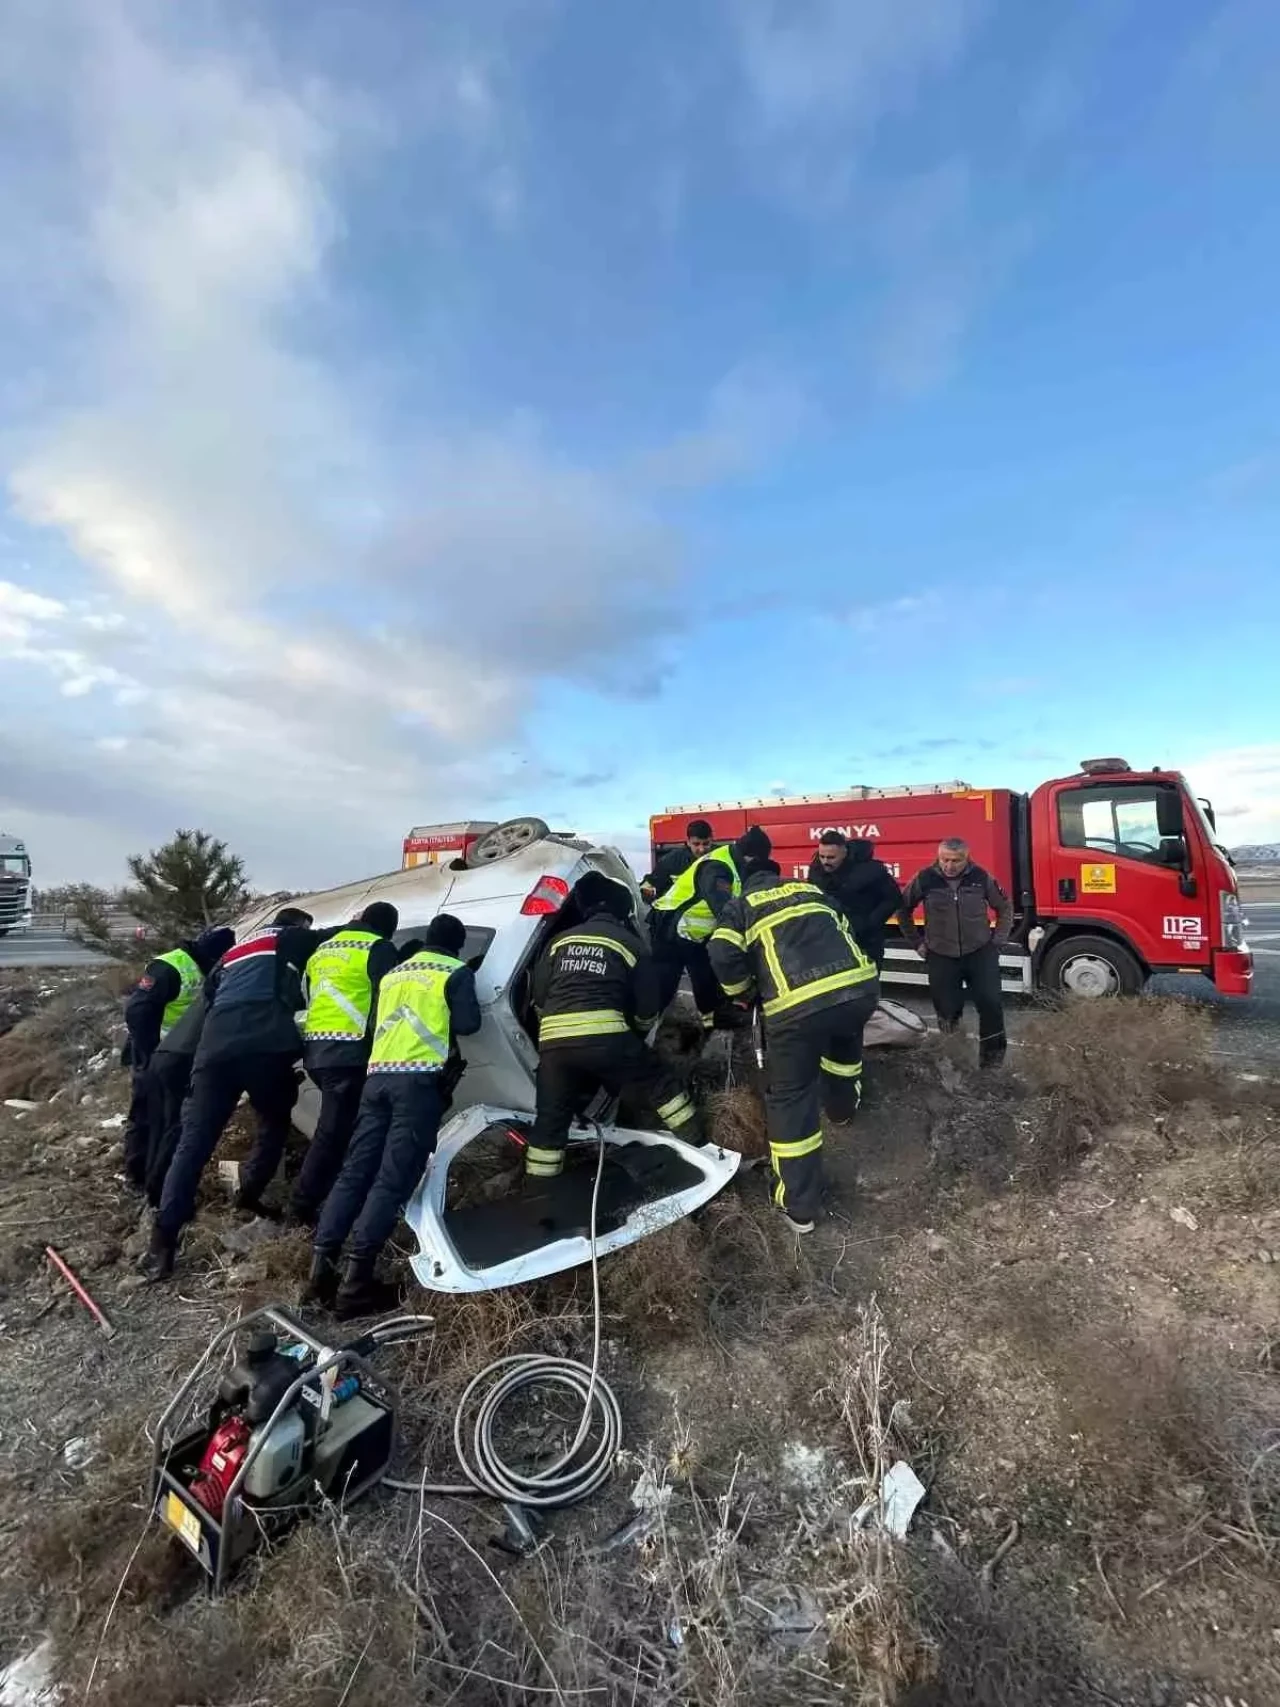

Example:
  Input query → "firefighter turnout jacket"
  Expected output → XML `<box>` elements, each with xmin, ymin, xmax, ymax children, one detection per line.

<box><xmin>650</xmin><ymin>845</ymin><xmax>740</xmax><ymax>943</ymax></box>
<box><xmin>708</xmin><ymin>872</ymin><xmax>877</xmax><ymax>1021</ymax></box>
<box><xmin>368</xmin><ymin>950</ymin><xmax>481</xmax><ymax>1073</ymax></box>
<box><xmin>532</xmin><ymin>914</ymin><xmax>660</xmax><ymax>1046</ymax></box>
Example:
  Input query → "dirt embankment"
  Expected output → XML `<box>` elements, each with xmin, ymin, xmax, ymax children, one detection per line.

<box><xmin>0</xmin><ymin>972</ymin><xmax>1276</xmax><ymax>1706</ymax></box>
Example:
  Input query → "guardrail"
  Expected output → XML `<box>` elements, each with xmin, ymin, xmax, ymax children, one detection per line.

<box><xmin>28</xmin><ymin>912</ymin><xmax>144</xmax><ymax>938</ymax></box>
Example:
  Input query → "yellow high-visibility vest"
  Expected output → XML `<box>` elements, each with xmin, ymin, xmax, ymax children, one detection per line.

<box><xmin>302</xmin><ymin>929</ymin><xmax>379</xmax><ymax>1042</ymax></box>
<box><xmin>155</xmin><ymin>947</ymin><xmax>202</xmax><ymax>1037</ymax></box>
<box><xmin>651</xmin><ymin>845</ymin><xmax>739</xmax><ymax>942</ymax></box>
<box><xmin>368</xmin><ymin>951</ymin><xmax>462</xmax><ymax>1072</ymax></box>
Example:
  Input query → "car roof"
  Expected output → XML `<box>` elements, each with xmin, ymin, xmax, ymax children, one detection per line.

<box><xmin>235</xmin><ymin>837</ymin><xmax>637</xmax><ymax>936</ymax></box>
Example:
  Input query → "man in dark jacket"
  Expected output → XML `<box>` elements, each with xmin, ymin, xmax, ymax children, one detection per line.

<box><xmin>121</xmin><ymin>926</ymin><xmax>235</xmax><ymax>1189</ymax></box>
<box><xmin>640</xmin><ymin>819</ymin><xmax>713</xmax><ymax>902</ymax></box>
<box><xmin>808</xmin><ymin>832</ymin><xmax>903</xmax><ymax>970</ymax></box>
<box><xmin>898</xmin><ymin>839</ymin><xmax>1014</xmax><ymax>1068</ymax></box>
<box><xmin>523</xmin><ymin>871</ymin><xmax>705</xmax><ymax>1185</ymax></box>
<box><xmin>144</xmin><ymin>906</ymin><xmax>320</xmax><ymax>1278</ymax></box>
<box><xmin>709</xmin><ymin>863</ymin><xmax>878</xmax><ymax>1233</ymax></box>
<box><xmin>288</xmin><ymin>901</ymin><xmax>402</xmax><ymax>1227</ymax></box>
<box><xmin>304</xmin><ymin>913</ymin><xmax>482</xmax><ymax>1318</ymax></box>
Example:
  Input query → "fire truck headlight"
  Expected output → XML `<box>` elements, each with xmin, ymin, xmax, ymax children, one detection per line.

<box><xmin>1220</xmin><ymin>892</ymin><xmax>1244</xmax><ymax>950</ymax></box>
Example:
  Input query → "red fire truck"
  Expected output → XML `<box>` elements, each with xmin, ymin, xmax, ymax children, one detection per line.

<box><xmin>402</xmin><ymin>821</ymin><xmax>499</xmax><ymax>869</ymax></box>
<box><xmin>649</xmin><ymin>760</ymin><xmax>1252</xmax><ymax>999</ymax></box>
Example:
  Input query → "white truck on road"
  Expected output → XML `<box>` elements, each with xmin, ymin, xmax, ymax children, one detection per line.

<box><xmin>0</xmin><ymin>832</ymin><xmax>32</xmax><ymax>936</ymax></box>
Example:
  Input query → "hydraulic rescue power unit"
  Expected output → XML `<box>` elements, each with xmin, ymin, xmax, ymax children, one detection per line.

<box><xmin>150</xmin><ymin>1305</ymin><xmax>398</xmax><ymax>1594</ymax></box>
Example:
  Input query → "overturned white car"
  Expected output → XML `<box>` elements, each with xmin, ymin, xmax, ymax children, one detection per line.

<box><xmin>238</xmin><ymin>820</ymin><xmax>925</xmax><ymax>1294</ymax></box>
<box><xmin>237</xmin><ymin>822</ymin><xmax>739</xmax><ymax>1293</ymax></box>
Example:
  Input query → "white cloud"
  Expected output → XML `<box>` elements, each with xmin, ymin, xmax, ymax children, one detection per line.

<box><xmin>725</xmin><ymin>0</ymin><xmax>983</xmax><ymax>138</ymax></box>
<box><xmin>0</xmin><ymin>2</ymin><xmax>687</xmax><ymax>884</ymax></box>
<box><xmin>630</xmin><ymin>363</ymin><xmax>811</xmax><ymax>491</ymax></box>
<box><xmin>1185</xmin><ymin>746</ymin><xmax>1280</xmax><ymax>846</ymax></box>
<box><xmin>870</xmin><ymin>161</ymin><xmax>1032</xmax><ymax>397</ymax></box>
<box><xmin>0</xmin><ymin>579</ymin><xmax>66</xmax><ymax>641</ymax></box>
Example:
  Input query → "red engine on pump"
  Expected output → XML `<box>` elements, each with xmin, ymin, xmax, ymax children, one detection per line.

<box><xmin>188</xmin><ymin>1416</ymin><xmax>251</xmax><ymax>1519</ymax></box>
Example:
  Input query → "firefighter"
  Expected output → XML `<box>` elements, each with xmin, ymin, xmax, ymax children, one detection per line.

<box><xmin>121</xmin><ymin>926</ymin><xmax>234</xmax><ymax>1190</ymax></box>
<box><xmin>708</xmin><ymin>861</ymin><xmax>878</xmax><ymax>1234</ymax></box>
<box><xmin>648</xmin><ymin>825</ymin><xmax>773</xmax><ymax>1032</ymax></box>
<box><xmin>288</xmin><ymin>901</ymin><xmax>402</xmax><ymax>1227</ymax></box>
<box><xmin>640</xmin><ymin>818</ymin><xmax>714</xmax><ymax>902</ymax></box>
<box><xmin>524</xmin><ymin>871</ymin><xmax>705</xmax><ymax>1184</ymax></box>
<box><xmin>143</xmin><ymin>906</ymin><xmax>319</xmax><ymax>1280</ymax></box>
<box><xmin>303</xmin><ymin>913</ymin><xmax>481</xmax><ymax>1319</ymax></box>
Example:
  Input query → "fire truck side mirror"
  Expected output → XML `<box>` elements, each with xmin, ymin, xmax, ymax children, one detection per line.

<box><xmin>1156</xmin><ymin>790</ymin><xmax>1184</xmax><ymax>840</ymax></box>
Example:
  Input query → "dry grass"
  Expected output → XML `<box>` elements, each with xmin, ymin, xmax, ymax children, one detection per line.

<box><xmin>4</xmin><ymin>974</ymin><xmax>1278</xmax><ymax>1705</ymax></box>
<box><xmin>1019</xmin><ymin>993</ymin><xmax>1217</xmax><ymax>1117</ymax></box>
<box><xmin>703</xmin><ymin>1085</ymin><xmax>769</xmax><ymax>1159</ymax></box>
<box><xmin>0</xmin><ymin>975</ymin><xmax>122</xmax><ymax>1100</ymax></box>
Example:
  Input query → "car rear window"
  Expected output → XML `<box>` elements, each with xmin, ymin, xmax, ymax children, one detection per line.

<box><xmin>393</xmin><ymin>925</ymin><xmax>495</xmax><ymax>967</ymax></box>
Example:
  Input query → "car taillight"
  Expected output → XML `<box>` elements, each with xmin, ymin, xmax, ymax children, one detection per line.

<box><xmin>521</xmin><ymin>875</ymin><xmax>570</xmax><ymax>916</ymax></box>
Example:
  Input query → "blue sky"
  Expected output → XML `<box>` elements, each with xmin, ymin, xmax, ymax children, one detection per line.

<box><xmin>1</xmin><ymin>0</ymin><xmax>1278</xmax><ymax>888</ymax></box>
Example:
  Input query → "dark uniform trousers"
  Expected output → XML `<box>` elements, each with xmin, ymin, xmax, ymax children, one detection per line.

<box><xmin>652</xmin><ymin>939</ymin><xmax>723</xmax><ymax>1029</ymax></box>
<box><xmin>123</xmin><ymin>1066</ymin><xmax>154</xmax><ymax>1186</ymax></box>
<box><xmin>144</xmin><ymin>1054</ymin><xmax>195</xmax><ymax>1207</ymax></box>
<box><xmin>528</xmin><ymin>1034</ymin><xmax>703</xmax><ymax>1176</ymax></box>
<box><xmin>156</xmin><ymin>1053</ymin><xmax>299</xmax><ymax>1240</ymax></box>
<box><xmin>926</xmin><ymin>943</ymin><xmax>1007</xmax><ymax>1067</ymax></box>
<box><xmin>315</xmin><ymin>1074</ymin><xmax>444</xmax><ymax>1260</ymax></box>
<box><xmin>290</xmin><ymin>1066</ymin><xmax>367</xmax><ymax>1222</ymax></box>
<box><xmin>764</xmin><ymin>991</ymin><xmax>877</xmax><ymax>1224</ymax></box>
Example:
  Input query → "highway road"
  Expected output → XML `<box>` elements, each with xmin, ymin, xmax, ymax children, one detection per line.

<box><xmin>0</xmin><ymin>927</ymin><xmax>117</xmax><ymax>969</ymax></box>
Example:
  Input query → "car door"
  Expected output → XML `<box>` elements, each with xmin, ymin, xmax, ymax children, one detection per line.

<box><xmin>1047</xmin><ymin>779</ymin><xmax>1209</xmax><ymax>969</ymax></box>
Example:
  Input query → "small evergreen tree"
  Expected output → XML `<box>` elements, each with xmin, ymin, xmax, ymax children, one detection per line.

<box><xmin>62</xmin><ymin>883</ymin><xmax>118</xmax><ymax>952</ymax></box>
<box><xmin>123</xmin><ymin>830</ymin><xmax>249</xmax><ymax>943</ymax></box>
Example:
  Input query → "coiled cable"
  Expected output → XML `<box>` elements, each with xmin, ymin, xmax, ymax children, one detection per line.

<box><xmin>383</xmin><ymin>1124</ymin><xmax>621</xmax><ymax>1508</ymax></box>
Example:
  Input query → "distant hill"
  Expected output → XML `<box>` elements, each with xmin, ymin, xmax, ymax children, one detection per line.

<box><xmin>1231</xmin><ymin>843</ymin><xmax>1280</xmax><ymax>863</ymax></box>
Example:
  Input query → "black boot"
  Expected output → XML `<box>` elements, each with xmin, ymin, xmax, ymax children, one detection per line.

<box><xmin>139</xmin><ymin>1225</ymin><xmax>176</xmax><ymax>1283</ymax></box>
<box><xmin>232</xmin><ymin>1187</ymin><xmax>282</xmax><ymax>1222</ymax></box>
<box><xmin>299</xmin><ymin>1249</ymin><xmax>340</xmax><ymax>1310</ymax></box>
<box><xmin>333</xmin><ymin>1254</ymin><xmax>401</xmax><ymax>1321</ymax></box>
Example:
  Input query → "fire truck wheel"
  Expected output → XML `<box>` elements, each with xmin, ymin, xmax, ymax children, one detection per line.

<box><xmin>1040</xmin><ymin>933</ymin><xmax>1144</xmax><ymax>999</ymax></box>
<box><xmin>466</xmin><ymin>817</ymin><xmax>551</xmax><ymax>867</ymax></box>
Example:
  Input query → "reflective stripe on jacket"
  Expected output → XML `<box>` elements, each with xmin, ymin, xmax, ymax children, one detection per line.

<box><xmin>154</xmin><ymin>947</ymin><xmax>202</xmax><ymax>1037</ymax></box>
<box><xmin>369</xmin><ymin>951</ymin><xmax>462</xmax><ymax>1072</ymax></box>
<box><xmin>707</xmin><ymin>875</ymin><xmax>877</xmax><ymax>1021</ymax></box>
<box><xmin>532</xmin><ymin>916</ymin><xmax>658</xmax><ymax>1048</ymax></box>
<box><xmin>651</xmin><ymin>845</ymin><xmax>739</xmax><ymax>942</ymax></box>
<box><xmin>302</xmin><ymin>929</ymin><xmax>378</xmax><ymax>1041</ymax></box>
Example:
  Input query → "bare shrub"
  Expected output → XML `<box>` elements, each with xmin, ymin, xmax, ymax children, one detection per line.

<box><xmin>704</xmin><ymin>1085</ymin><xmax>768</xmax><ymax>1159</ymax></box>
<box><xmin>1019</xmin><ymin>996</ymin><xmax>1216</xmax><ymax>1123</ymax></box>
<box><xmin>600</xmin><ymin>1217</ymin><xmax>712</xmax><ymax>1346</ymax></box>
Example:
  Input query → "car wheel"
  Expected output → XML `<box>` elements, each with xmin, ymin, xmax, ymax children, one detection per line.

<box><xmin>1039</xmin><ymin>933</ymin><xmax>1144</xmax><ymax>998</ymax></box>
<box><xmin>466</xmin><ymin>817</ymin><xmax>551</xmax><ymax>866</ymax></box>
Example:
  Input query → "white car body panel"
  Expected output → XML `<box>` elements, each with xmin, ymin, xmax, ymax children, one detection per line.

<box><xmin>404</xmin><ymin>1104</ymin><xmax>740</xmax><ymax>1293</ymax></box>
